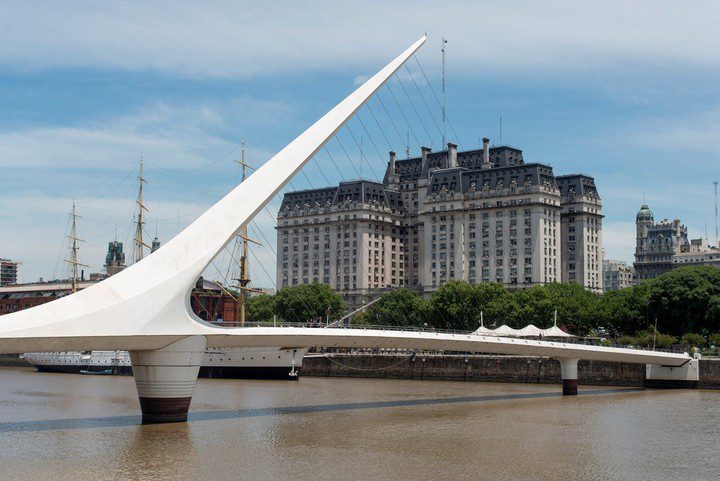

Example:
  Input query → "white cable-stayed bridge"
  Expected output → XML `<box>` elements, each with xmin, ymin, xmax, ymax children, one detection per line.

<box><xmin>0</xmin><ymin>36</ymin><xmax>699</xmax><ymax>424</ymax></box>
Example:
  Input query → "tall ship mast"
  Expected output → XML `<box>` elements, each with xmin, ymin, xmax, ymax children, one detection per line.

<box><xmin>134</xmin><ymin>154</ymin><xmax>150</xmax><ymax>263</ymax></box>
<box><xmin>65</xmin><ymin>202</ymin><xmax>88</xmax><ymax>293</ymax></box>
<box><xmin>233</xmin><ymin>142</ymin><xmax>263</xmax><ymax>326</ymax></box>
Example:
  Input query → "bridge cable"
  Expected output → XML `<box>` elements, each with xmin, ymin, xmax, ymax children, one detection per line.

<box><xmin>403</xmin><ymin>63</ymin><xmax>443</xmax><ymax>136</ymax></box>
<box><xmin>375</xmin><ymin>93</ymin><xmax>410</xmax><ymax>152</ymax></box>
<box><xmin>364</xmin><ymin>102</ymin><xmax>394</xmax><ymax>151</ymax></box>
<box><xmin>384</xmin><ymin>82</ymin><xmax>424</xmax><ymax>149</ymax></box>
<box><xmin>412</xmin><ymin>55</ymin><xmax>461</xmax><ymax>147</ymax></box>
<box><xmin>394</xmin><ymin>72</ymin><xmax>436</xmax><ymax>149</ymax></box>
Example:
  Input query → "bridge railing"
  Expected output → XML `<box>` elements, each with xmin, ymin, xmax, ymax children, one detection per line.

<box><xmin>234</xmin><ymin>320</ymin><xmax>686</xmax><ymax>355</ymax></box>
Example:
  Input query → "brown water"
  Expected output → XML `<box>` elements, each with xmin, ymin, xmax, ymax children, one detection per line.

<box><xmin>0</xmin><ymin>367</ymin><xmax>718</xmax><ymax>481</ymax></box>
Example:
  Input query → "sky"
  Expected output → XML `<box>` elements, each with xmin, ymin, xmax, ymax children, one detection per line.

<box><xmin>1</xmin><ymin>0</ymin><xmax>719</xmax><ymax>287</ymax></box>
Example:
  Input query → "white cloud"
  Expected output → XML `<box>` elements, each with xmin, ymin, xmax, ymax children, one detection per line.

<box><xmin>633</xmin><ymin>106</ymin><xmax>720</xmax><ymax>157</ymax></box>
<box><xmin>0</xmin><ymin>98</ymin><xmax>289</xmax><ymax>170</ymax></box>
<box><xmin>1</xmin><ymin>1</ymin><xmax>719</xmax><ymax>78</ymax></box>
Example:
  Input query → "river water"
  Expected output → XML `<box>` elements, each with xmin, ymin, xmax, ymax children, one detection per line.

<box><xmin>0</xmin><ymin>367</ymin><xmax>718</xmax><ymax>480</ymax></box>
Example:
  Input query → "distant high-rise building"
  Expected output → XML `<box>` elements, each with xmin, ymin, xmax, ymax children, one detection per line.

<box><xmin>634</xmin><ymin>204</ymin><xmax>689</xmax><ymax>281</ymax></box>
<box><xmin>104</xmin><ymin>241</ymin><xmax>127</xmax><ymax>276</ymax></box>
<box><xmin>603</xmin><ymin>259</ymin><xmax>634</xmax><ymax>292</ymax></box>
<box><xmin>151</xmin><ymin>237</ymin><xmax>161</xmax><ymax>253</ymax></box>
<box><xmin>0</xmin><ymin>258</ymin><xmax>19</xmax><ymax>286</ymax></box>
<box><xmin>277</xmin><ymin>140</ymin><xmax>603</xmax><ymax>309</ymax></box>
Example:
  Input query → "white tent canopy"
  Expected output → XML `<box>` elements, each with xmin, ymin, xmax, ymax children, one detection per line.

<box><xmin>516</xmin><ymin>324</ymin><xmax>543</xmax><ymax>337</ymax></box>
<box><xmin>472</xmin><ymin>323</ymin><xmax>574</xmax><ymax>338</ymax></box>
<box><xmin>472</xmin><ymin>311</ymin><xmax>574</xmax><ymax>338</ymax></box>
<box><xmin>541</xmin><ymin>325</ymin><xmax>574</xmax><ymax>338</ymax></box>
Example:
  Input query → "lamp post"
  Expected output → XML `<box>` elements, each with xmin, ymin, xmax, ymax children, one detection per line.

<box><xmin>646</xmin><ymin>299</ymin><xmax>658</xmax><ymax>350</ymax></box>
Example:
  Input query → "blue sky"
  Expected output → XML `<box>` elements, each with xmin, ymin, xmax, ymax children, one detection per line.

<box><xmin>1</xmin><ymin>0</ymin><xmax>719</xmax><ymax>286</ymax></box>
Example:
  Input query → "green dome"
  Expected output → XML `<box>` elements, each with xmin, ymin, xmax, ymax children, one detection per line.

<box><xmin>636</xmin><ymin>204</ymin><xmax>653</xmax><ymax>222</ymax></box>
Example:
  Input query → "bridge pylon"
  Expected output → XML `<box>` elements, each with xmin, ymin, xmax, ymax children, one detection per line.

<box><xmin>129</xmin><ymin>336</ymin><xmax>207</xmax><ymax>423</ymax></box>
<box><xmin>559</xmin><ymin>358</ymin><xmax>579</xmax><ymax>395</ymax></box>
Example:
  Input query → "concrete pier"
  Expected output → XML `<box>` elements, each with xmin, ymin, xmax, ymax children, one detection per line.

<box><xmin>129</xmin><ymin>336</ymin><xmax>206</xmax><ymax>423</ymax></box>
<box><xmin>559</xmin><ymin>358</ymin><xmax>579</xmax><ymax>395</ymax></box>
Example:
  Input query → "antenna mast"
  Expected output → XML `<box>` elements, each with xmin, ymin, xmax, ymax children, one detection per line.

<box><xmin>441</xmin><ymin>38</ymin><xmax>447</xmax><ymax>147</ymax></box>
<box><xmin>406</xmin><ymin>132</ymin><xmax>410</xmax><ymax>159</ymax></box>
<box><xmin>134</xmin><ymin>153</ymin><xmax>150</xmax><ymax>263</ymax></box>
<box><xmin>714</xmin><ymin>180</ymin><xmax>719</xmax><ymax>247</ymax></box>
<box><xmin>65</xmin><ymin>201</ymin><xmax>88</xmax><ymax>293</ymax></box>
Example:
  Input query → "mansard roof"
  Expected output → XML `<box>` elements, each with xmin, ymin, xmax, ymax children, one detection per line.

<box><xmin>427</xmin><ymin>163</ymin><xmax>556</xmax><ymax>195</ymax></box>
<box><xmin>280</xmin><ymin>180</ymin><xmax>403</xmax><ymax>211</ymax></box>
<box><xmin>556</xmin><ymin>174</ymin><xmax>600</xmax><ymax>199</ymax></box>
<box><xmin>392</xmin><ymin>145</ymin><xmax>525</xmax><ymax>182</ymax></box>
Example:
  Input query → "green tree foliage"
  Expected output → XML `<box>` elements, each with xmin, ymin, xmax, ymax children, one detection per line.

<box><xmin>354</xmin><ymin>289</ymin><xmax>430</xmax><ymax>327</ymax></box>
<box><xmin>512</xmin><ymin>283</ymin><xmax>597</xmax><ymax>333</ymax></box>
<box><xmin>615</xmin><ymin>331</ymin><xmax>677</xmax><ymax>348</ymax></box>
<box><xmin>428</xmin><ymin>281</ymin><xmax>515</xmax><ymax>331</ymax></box>
<box><xmin>245</xmin><ymin>294</ymin><xmax>276</xmax><ymax>323</ymax></box>
<box><xmin>592</xmin><ymin>283</ymin><xmax>651</xmax><ymax>335</ymax></box>
<box><xmin>680</xmin><ymin>333</ymin><xmax>706</xmax><ymax>348</ymax></box>
<box><xmin>274</xmin><ymin>283</ymin><xmax>345</xmax><ymax>323</ymax></box>
<box><xmin>647</xmin><ymin>266</ymin><xmax>720</xmax><ymax>335</ymax></box>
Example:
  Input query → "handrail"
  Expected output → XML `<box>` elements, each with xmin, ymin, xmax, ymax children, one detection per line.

<box><xmin>232</xmin><ymin>321</ymin><xmax>687</xmax><ymax>354</ymax></box>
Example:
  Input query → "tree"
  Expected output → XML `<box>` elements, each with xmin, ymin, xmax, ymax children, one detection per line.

<box><xmin>428</xmin><ymin>281</ymin><xmax>480</xmax><ymax>330</ymax></box>
<box><xmin>647</xmin><ymin>266</ymin><xmax>720</xmax><ymax>335</ymax></box>
<box><xmin>624</xmin><ymin>330</ymin><xmax>677</xmax><ymax>348</ymax></box>
<box><xmin>354</xmin><ymin>289</ymin><xmax>430</xmax><ymax>327</ymax></box>
<box><xmin>593</xmin><ymin>283</ymin><xmax>651</xmax><ymax>335</ymax></box>
<box><xmin>680</xmin><ymin>333</ymin><xmax>705</xmax><ymax>348</ymax></box>
<box><xmin>245</xmin><ymin>294</ymin><xmax>276</xmax><ymax>323</ymax></box>
<box><xmin>274</xmin><ymin>283</ymin><xmax>345</xmax><ymax>323</ymax></box>
<box><xmin>428</xmin><ymin>281</ymin><xmax>515</xmax><ymax>331</ymax></box>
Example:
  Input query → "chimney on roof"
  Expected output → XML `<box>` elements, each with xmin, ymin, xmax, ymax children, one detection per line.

<box><xmin>482</xmin><ymin>137</ymin><xmax>491</xmax><ymax>170</ymax></box>
<box><xmin>421</xmin><ymin>146</ymin><xmax>432</xmax><ymax>175</ymax></box>
<box><xmin>389</xmin><ymin>151</ymin><xmax>397</xmax><ymax>176</ymax></box>
<box><xmin>447</xmin><ymin>143</ymin><xmax>457</xmax><ymax>168</ymax></box>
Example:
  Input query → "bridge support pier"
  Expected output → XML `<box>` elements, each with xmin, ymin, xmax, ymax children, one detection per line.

<box><xmin>559</xmin><ymin>358</ymin><xmax>579</xmax><ymax>395</ymax></box>
<box><xmin>644</xmin><ymin>358</ymin><xmax>700</xmax><ymax>389</ymax></box>
<box><xmin>129</xmin><ymin>335</ymin><xmax>207</xmax><ymax>424</ymax></box>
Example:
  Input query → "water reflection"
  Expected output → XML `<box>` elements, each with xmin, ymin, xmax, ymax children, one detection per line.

<box><xmin>0</xmin><ymin>387</ymin><xmax>644</xmax><ymax>433</ymax></box>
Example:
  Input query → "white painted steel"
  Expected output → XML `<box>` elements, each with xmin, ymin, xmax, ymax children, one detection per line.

<box><xmin>0</xmin><ymin>36</ymin><xmax>426</xmax><ymax>351</ymax></box>
<box><xmin>130</xmin><ymin>336</ymin><xmax>207</xmax><ymax>399</ymax></box>
<box><xmin>646</xmin><ymin>359</ymin><xmax>699</xmax><ymax>382</ymax></box>
<box><xmin>0</xmin><ymin>35</ymin><xmax>692</xmax><ymax>370</ymax></box>
<box><xmin>559</xmin><ymin>358</ymin><xmax>579</xmax><ymax>380</ymax></box>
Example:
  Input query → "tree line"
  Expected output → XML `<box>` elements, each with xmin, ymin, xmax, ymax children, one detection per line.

<box><xmin>245</xmin><ymin>266</ymin><xmax>720</xmax><ymax>348</ymax></box>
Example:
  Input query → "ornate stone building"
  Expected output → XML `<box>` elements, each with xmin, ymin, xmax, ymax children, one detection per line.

<box><xmin>633</xmin><ymin>204</ymin><xmax>689</xmax><ymax>281</ymax></box>
<box><xmin>277</xmin><ymin>140</ymin><xmax>603</xmax><ymax>308</ymax></box>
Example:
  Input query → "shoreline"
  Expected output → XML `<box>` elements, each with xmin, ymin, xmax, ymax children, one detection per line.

<box><xmin>302</xmin><ymin>353</ymin><xmax>720</xmax><ymax>389</ymax></box>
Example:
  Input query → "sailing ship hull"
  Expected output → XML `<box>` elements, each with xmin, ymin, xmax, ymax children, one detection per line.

<box><xmin>24</xmin><ymin>347</ymin><xmax>307</xmax><ymax>380</ymax></box>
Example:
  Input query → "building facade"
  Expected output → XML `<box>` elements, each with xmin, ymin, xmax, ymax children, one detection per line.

<box><xmin>603</xmin><ymin>259</ymin><xmax>634</xmax><ymax>292</ymax></box>
<box><xmin>277</xmin><ymin>140</ymin><xmax>603</xmax><ymax>308</ymax></box>
<box><xmin>673</xmin><ymin>238</ymin><xmax>720</xmax><ymax>269</ymax></box>
<box><xmin>0</xmin><ymin>258</ymin><xmax>19</xmax><ymax>286</ymax></box>
<box><xmin>634</xmin><ymin>204</ymin><xmax>689</xmax><ymax>281</ymax></box>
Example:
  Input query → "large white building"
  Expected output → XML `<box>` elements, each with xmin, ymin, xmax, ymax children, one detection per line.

<box><xmin>277</xmin><ymin>140</ymin><xmax>603</xmax><ymax>308</ymax></box>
